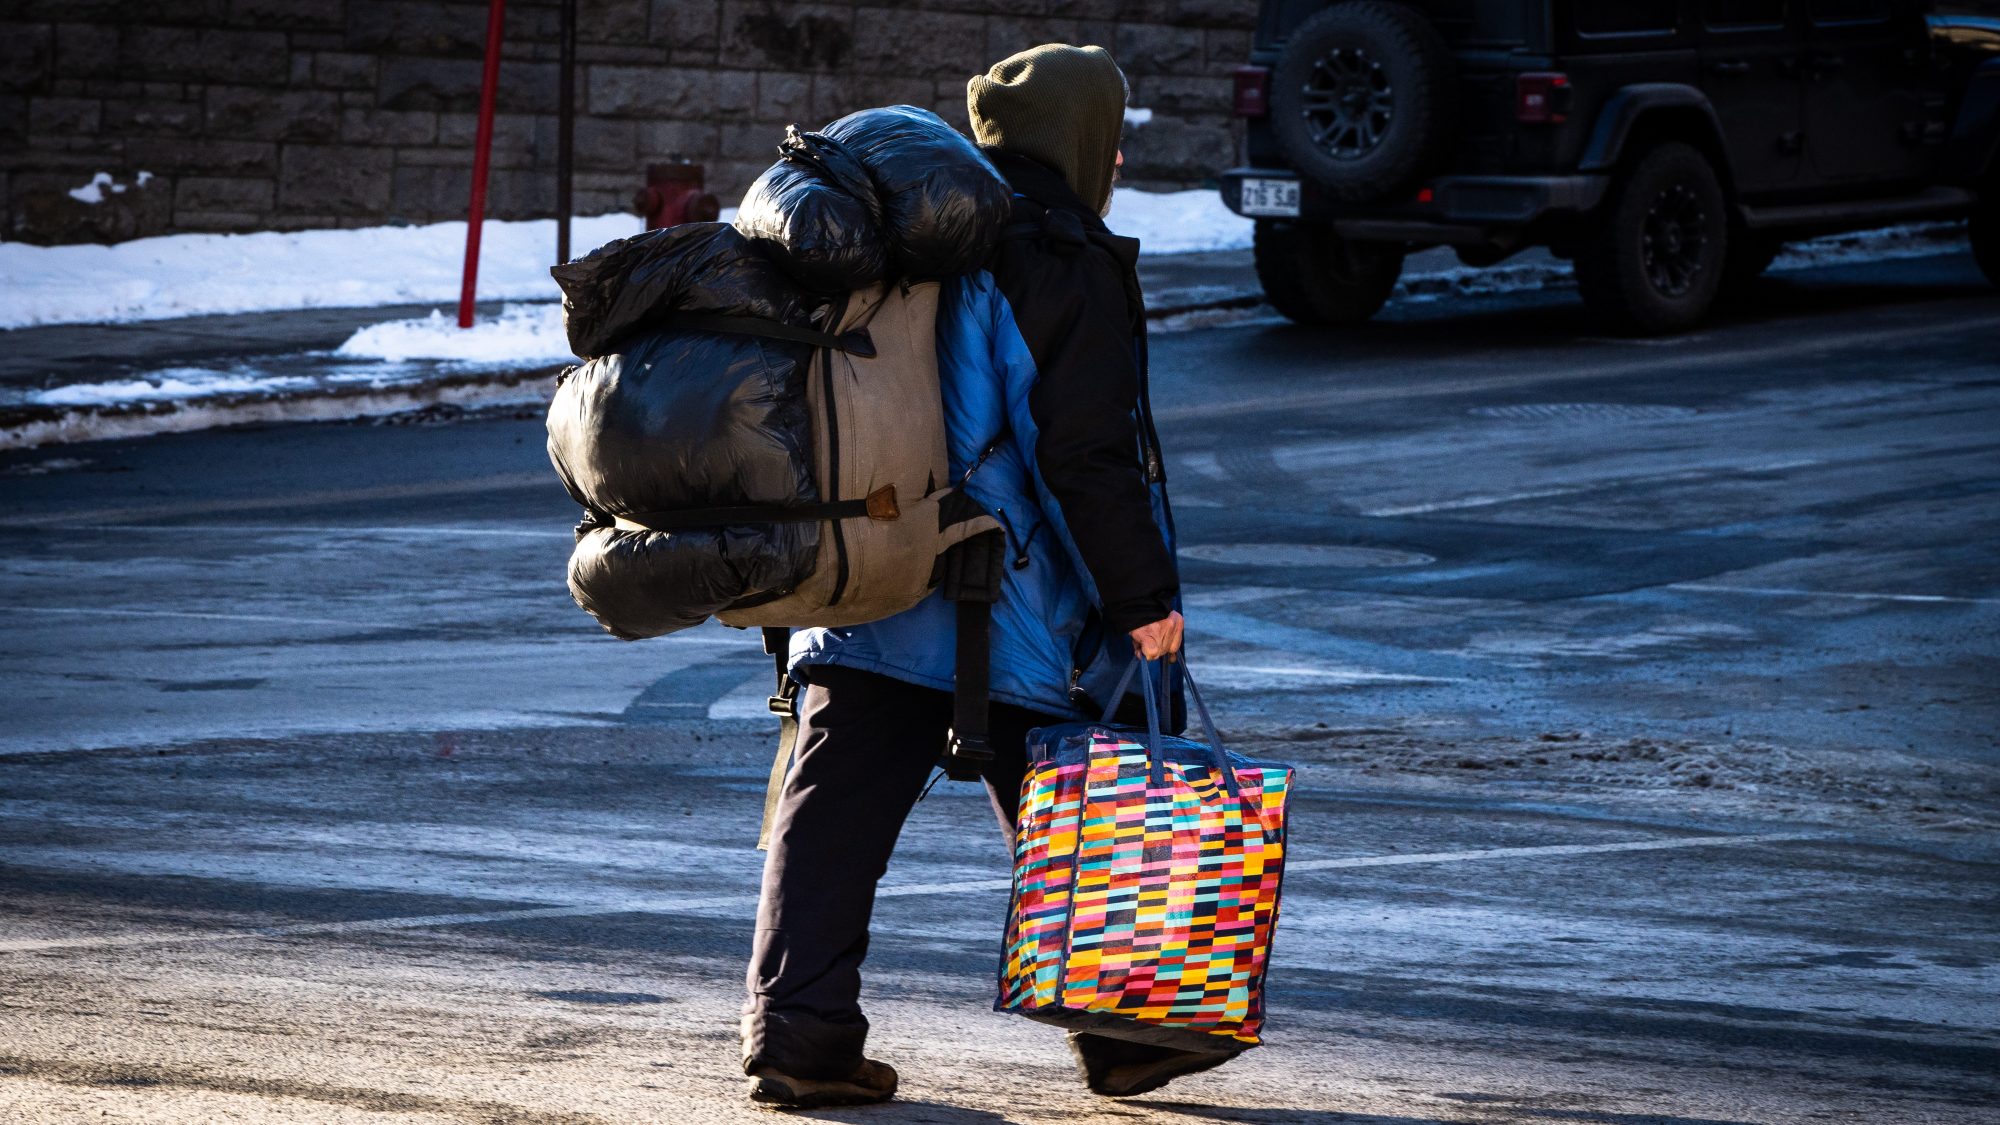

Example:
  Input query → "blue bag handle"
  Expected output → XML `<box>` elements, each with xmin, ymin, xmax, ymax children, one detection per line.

<box><xmin>1102</xmin><ymin>655</ymin><xmax>1240</xmax><ymax>796</ymax></box>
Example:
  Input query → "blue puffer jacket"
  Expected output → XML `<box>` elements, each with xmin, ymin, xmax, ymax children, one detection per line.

<box><xmin>790</xmin><ymin>150</ymin><xmax>1179</xmax><ymax>718</ymax></box>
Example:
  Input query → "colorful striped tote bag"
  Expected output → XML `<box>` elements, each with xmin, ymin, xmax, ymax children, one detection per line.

<box><xmin>997</xmin><ymin>658</ymin><xmax>1293</xmax><ymax>1051</ymax></box>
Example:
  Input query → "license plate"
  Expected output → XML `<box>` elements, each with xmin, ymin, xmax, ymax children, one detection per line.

<box><xmin>1238</xmin><ymin>177</ymin><xmax>1300</xmax><ymax>217</ymax></box>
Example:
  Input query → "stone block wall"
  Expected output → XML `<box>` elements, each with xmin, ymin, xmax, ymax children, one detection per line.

<box><xmin>1</xmin><ymin>1</ymin><xmax>1255</xmax><ymax>245</ymax></box>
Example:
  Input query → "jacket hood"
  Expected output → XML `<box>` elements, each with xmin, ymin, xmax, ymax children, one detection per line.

<box><xmin>967</xmin><ymin>44</ymin><xmax>1127</xmax><ymax>215</ymax></box>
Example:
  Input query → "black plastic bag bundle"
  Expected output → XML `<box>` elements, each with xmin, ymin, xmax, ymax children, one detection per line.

<box><xmin>547</xmin><ymin>222</ymin><xmax>825</xmax><ymax>638</ymax></box>
<box><xmin>735</xmin><ymin>105</ymin><xmax>1011</xmax><ymax>292</ymax></box>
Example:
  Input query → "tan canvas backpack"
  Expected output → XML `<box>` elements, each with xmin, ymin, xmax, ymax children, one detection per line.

<box><xmin>662</xmin><ymin>279</ymin><xmax>1000</xmax><ymax>628</ymax></box>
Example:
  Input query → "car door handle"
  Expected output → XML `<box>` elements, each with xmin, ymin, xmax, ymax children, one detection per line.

<box><xmin>1704</xmin><ymin>59</ymin><xmax>1753</xmax><ymax>75</ymax></box>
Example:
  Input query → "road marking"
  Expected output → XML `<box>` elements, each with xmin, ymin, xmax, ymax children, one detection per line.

<box><xmin>87</xmin><ymin>523</ymin><xmax>573</xmax><ymax>539</ymax></box>
<box><xmin>1668</xmin><ymin>583</ymin><xmax>2000</xmax><ymax>606</ymax></box>
<box><xmin>1192</xmin><ymin>607</ymin><xmax>1485</xmax><ymax>676</ymax></box>
<box><xmin>1284</xmin><ymin>832</ymin><xmax>1820</xmax><ymax>873</ymax></box>
<box><xmin>0</xmin><ymin>605</ymin><xmax>384</xmax><ymax>629</ymax></box>
<box><xmin>0</xmin><ymin>904</ymin><xmax>657</xmax><ymax>954</ymax></box>
<box><xmin>1197</xmin><ymin>662</ymin><xmax>1460</xmax><ymax>686</ymax></box>
<box><xmin>0</xmin><ymin>832</ymin><xmax>1815</xmax><ymax>955</ymax></box>
<box><xmin>0</xmin><ymin>471</ymin><xmax>555</xmax><ymax>528</ymax></box>
<box><xmin>1362</xmin><ymin>458</ymin><xmax>1822</xmax><ymax>517</ymax></box>
<box><xmin>1155</xmin><ymin>311</ymin><xmax>2000</xmax><ymax>422</ymax></box>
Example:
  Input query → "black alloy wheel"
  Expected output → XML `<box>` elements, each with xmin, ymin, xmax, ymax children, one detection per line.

<box><xmin>1575</xmin><ymin>142</ymin><xmax>1729</xmax><ymax>335</ymax></box>
<box><xmin>1301</xmin><ymin>46</ymin><xmax>1394</xmax><ymax>161</ymax></box>
<box><xmin>1641</xmin><ymin>182</ymin><xmax>1708</xmax><ymax>298</ymax></box>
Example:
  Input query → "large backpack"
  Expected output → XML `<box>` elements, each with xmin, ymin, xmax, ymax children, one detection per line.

<box><xmin>548</xmin><ymin>106</ymin><xmax>1012</xmax><ymax>643</ymax></box>
<box><xmin>554</xmin><ymin>276</ymin><xmax>997</xmax><ymax>637</ymax></box>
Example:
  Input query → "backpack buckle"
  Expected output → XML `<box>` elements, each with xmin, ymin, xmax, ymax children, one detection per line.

<box><xmin>941</xmin><ymin>731</ymin><xmax>993</xmax><ymax>781</ymax></box>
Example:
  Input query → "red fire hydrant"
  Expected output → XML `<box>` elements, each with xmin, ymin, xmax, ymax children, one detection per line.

<box><xmin>635</xmin><ymin>160</ymin><xmax>721</xmax><ymax>229</ymax></box>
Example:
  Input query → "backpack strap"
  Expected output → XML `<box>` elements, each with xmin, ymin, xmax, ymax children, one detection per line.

<box><xmin>755</xmin><ymin>625</ymin><xmax>798</xmax><ymax>851</ymax></box>
<box><xmin>671</xmin><ymin>310</ymin><xmax>877</xmax><ymax>358</ymax></box>
<box><xmin>616</xmin><ymin>484</ymin><xmax>897</xmax><ymax>533</ymax></box>
<box><xmin>940</xmin><ymin>529</ymin><xmax>1007</xmax><ymax>781</ymax></box>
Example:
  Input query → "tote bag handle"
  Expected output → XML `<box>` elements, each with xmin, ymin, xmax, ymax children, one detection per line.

<box><xmin>1102</xmin><ymin>656</ymin><xmax>1240</xmax><ymax>796</ymax></box>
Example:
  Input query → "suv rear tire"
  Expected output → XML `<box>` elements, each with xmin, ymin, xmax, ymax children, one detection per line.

<box><xmin>1254</xmin><ymin>219</ymin><xmax>1405</xmax><ymax>326</ymax></box>
<box><xmin>1575</xmin><ymin>142</ymin><xmax>1728</xmax><ymax>334</ymax></box>
<box><xmin>1720</xmin><ymin>231</ymin><xmax>1784</xmax><ymax>295</ymax></box>
<box><xmin>1971</xmin><ymin>189</ymin><xmax>2000</xmax><ymax>287</ymax></box>
<box><xmin>1269</xmin><ymin>1</ymin><xmax>1454</xmax><ymax>202</ymax></box>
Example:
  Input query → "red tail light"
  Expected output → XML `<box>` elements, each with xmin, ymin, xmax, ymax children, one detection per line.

<box><xmin>1233</xmin><ymin>66</ymin><xmax>1271</xmax><ymax>118</ymax></box>
<box><xmin>1516</xmin><ymin>72</ymin><xmax>1570</xmax><ymax>124</ymax></box>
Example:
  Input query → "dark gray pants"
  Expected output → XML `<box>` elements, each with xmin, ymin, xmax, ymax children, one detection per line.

<box><xmin>741</xmin><ymin>664</ymin><xmax>1062</xmax><ymax>1079</ymax></box>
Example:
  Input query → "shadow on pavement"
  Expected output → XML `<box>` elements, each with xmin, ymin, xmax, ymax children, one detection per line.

<box><xmin>794</xmin><ymin>1101</ymin><xmax>1014</xmax><ymax>1124</ymax></box>
<box><xmin>1131</xmin><ymin>1099</ymin><xmax>1762</xmax><ymax>1125</ymax></box>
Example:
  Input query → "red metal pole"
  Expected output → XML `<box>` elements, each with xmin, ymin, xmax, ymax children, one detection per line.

<box><xmin>458</xmin><ymin>0</ymin><xmax>507</xmax><ymax>329</ymax></box>
<box><xmin>556</xmin><ymin>0</ymin><xmax>576</xmax><ymax>265</ymax></box>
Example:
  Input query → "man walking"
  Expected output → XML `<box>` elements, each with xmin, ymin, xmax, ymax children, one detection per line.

<box><xmin>743</xmin><ymin>44</ymin><xmax>1223</xmax><ymax>1107</ymax></box>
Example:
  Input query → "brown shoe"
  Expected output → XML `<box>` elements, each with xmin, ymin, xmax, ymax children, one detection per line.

<box><xmin>746</xmin><ymin>1058</ymin><xmax>898</xmax><ymax>1108</ymax></box>
<box><xmin>1067</xmin><ymin>1031</ymin><xmax>1241</xmax><ymax>1098</ymax></box>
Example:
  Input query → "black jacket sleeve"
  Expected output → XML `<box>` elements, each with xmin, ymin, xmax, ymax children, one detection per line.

<box><xmin>993</xmin><ymin>237</ymin><xmax>1179</xmax><ymax>635</ymax></box>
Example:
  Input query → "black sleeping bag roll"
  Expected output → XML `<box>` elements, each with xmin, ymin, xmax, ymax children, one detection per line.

<box><xmin>547</xmin><ymin>223</ymin><xmax>825</xmax><ymax>639</ymax></box>
<box><xmin>735</xmin><ymin>105</ymin><xmax>1012</xmax><ymax>292</ymax></box>
<box><xmin>733</xmin><ymin>124</ymin><xmax>886</xmax><ymax>294</ymax></box>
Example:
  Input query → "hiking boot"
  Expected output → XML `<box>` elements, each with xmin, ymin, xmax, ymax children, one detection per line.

<box><xmin>745</xmin><ymin>1058</ymin><xmax>898</xmax><ymax>1108</ymax></box>
<box><xmin>1066</xmin><ymin>1031</ymin><xmax>1241</xmax><ymax>1098</ymax></box>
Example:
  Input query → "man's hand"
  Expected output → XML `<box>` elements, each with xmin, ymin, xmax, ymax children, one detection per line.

<box><xmin>1129</xmin><ymin>611</ymin><xmax>1185</xmax><ymax>661</ymax></box>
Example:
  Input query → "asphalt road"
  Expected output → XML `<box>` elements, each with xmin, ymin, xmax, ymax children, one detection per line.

<box><xmin>2</xmin><ymin>254</ymin><xmax>1997</xmax><ymax>1124</ymax></box>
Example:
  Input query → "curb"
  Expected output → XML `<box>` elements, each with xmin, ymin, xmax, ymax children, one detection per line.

<box><xmin>0</xmin><ymin>368</ymin><xmax>554</xmax><ymax>452</ymax></box>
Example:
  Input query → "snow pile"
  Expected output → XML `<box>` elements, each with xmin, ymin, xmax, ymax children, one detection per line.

<box><xmin>1106</xmin><ymin>187</ymin><xmax>1252</xmax><ymax>254</ymax></box>
<box><xmin>335</xmin><ymin>303</ymin><xmax>572</xmax><ymax>364</ymax></box>
<box><xmin>0</xmin><ymin>213</ymin><xmax>649</xmax><ymax>331</ymax></box>
<box><xmin>1</xmin><ymin>189</ymin><xmax>1250</xmax><ymax>330</ymax></box>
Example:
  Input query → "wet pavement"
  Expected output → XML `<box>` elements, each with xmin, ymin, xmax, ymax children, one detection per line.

<box><xmin>1</xmin><ymin>251</ymin><xmax>1996</xmax><ymax>1123</ymax></box>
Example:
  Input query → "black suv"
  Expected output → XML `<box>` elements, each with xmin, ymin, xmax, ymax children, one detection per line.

<box><xmin>1221</xmin><ymin>1</ymin><xmax>2000</xmax><ymax>332</ymax></box>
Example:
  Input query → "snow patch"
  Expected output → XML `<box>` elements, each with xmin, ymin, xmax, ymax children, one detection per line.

<box><xmin>30</xmin><ymin>367</ymin><xmax>317</xmax><ymax>407</ymax></box>
<box><xmin>67</xmin><ymin>172</ymin><xmax>128</xmax><ymax>204</ymax></box>
<box><xmin>2</xmin><ymin>375</ymin><xmax>553</xmax><ymax>452</ymax></box>
<box><xmin>1771</xmin><ymin>222</ymin><xmax>1966</xmax><ymax>272</ymax></box>
<box><xmin>1106</xmin><ymin>187</ymin><xmax>1253</xmax><ymax>254</ymax></box>
<box><xmin>335</xmin><ymin>303</ymin><xmax>572</xmax><ymax>364</ymax></box>
<box><xmin>2</xmin><ymin>190</ymin><xmax>1250</xmax><ymax>330</ymax></box>
<box><xmin>0</xmin><ymin>457</ymin><xmax>93</xmax><ymax>476</ymax></box>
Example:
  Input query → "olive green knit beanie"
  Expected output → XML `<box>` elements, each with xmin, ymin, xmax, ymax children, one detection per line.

<box><xmin>967</xmin><ymin>44</ymin><xmax>1128</xmax><ymax>215</ymax></box>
